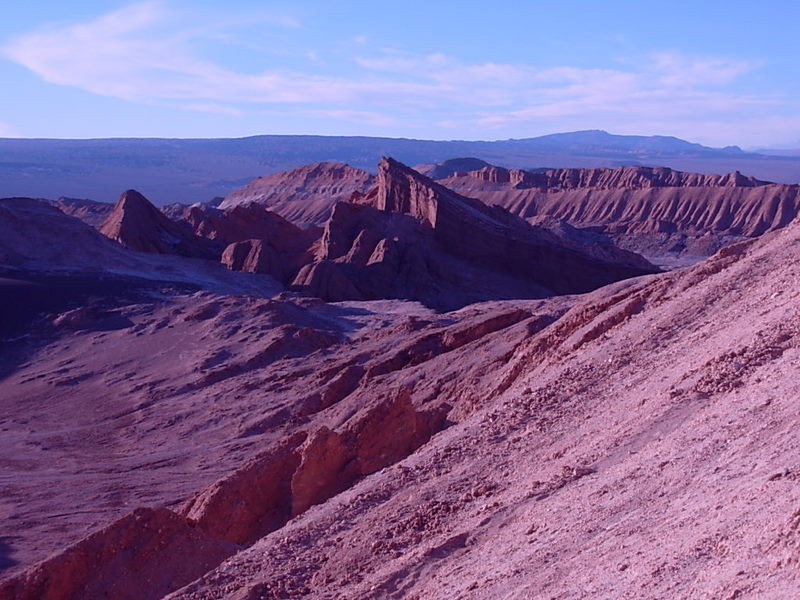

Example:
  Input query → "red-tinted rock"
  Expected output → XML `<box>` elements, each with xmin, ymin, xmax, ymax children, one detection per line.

<box><xmin>220</xmin><ymin>162</ymin><xmax>375</xmax><ymax>228</ymax></box>
<box><xmin>0</xmin><ymin>507</ymin><xmax>237</xmax><ymax>600</ymax></box>
<box><xmin>438</xmin><ymin>162</ymin><xmax>800</xmax><ymax>263</ymax></box>
<box><xmin>51</xmin><ymin>197</ymin><xmax>113</xmax><ymax>227</ymax></box>
<box><xmin>293</xmin><ymin>158</ymin><xmax>656</xmax><ymax>309</ymax></box>
<box><xmin>99</xmin><ymin>190</ymin><xmax>219</xmax><ymax>259</ymax></box>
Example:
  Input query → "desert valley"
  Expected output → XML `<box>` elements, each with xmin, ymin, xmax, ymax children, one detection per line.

<box><xmin>2</xmin><ymin>142</ymin><xmax>800</xmax><ymax>598</ymax></box>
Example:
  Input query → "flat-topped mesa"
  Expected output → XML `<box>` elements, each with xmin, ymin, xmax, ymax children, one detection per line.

<box><xmin>414</xmin><ymin>157</ymin><xmax>492</xmax><ymax>180</ymax></box>
<box><xmin>437</xmin><ymin>162</ymin><xmax>800</xmax><ymax>263</ymax></box>
<box><xmin>454</xmin><ymin>165</ymin><xmax>538</xmax><ymax>188</ymax></box>
<box><xmin>99</xmin><ymin>190</ymin><xmax>219</xmax><ymax>259</ymax></box>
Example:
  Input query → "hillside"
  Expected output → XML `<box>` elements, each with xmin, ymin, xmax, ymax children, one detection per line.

<box><xmin>436</xmin><ymin>163</ymin><xmax>800</xmax><ymax>266</ymax></box>
<box><xmin>4</xmin><ymin>148</ymin><xmax>800</xmax><ymax>599</ymax></box>
<box><xmin>2</xmin><ymin>176</ymin><xmax>800</xmax><ymax>598</ymax></box>
<box><xmin>3</xmin><ymin>131</ymin><xmax>800</xmax><ymax>205</ymax></box>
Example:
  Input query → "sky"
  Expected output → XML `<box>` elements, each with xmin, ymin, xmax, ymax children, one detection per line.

<box><xmin>2</xmin><ymin>0</ymin><xmax>800</xmax><ymax>148</ymax></box>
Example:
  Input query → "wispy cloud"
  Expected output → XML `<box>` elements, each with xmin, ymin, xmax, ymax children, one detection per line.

<box><xmin>1</xmin><ymin>2</ymin><xmax>790</xmax><ymax>145</ymax></box>
<box><xmin>2</xmin><ymin>2</ymin><xmax>449</xmax><ymax>105</ymax></box>
<box><xmin>182</xmin><ymin>102</ymin><xmax>243</xmax><ymax>116</ymax></box>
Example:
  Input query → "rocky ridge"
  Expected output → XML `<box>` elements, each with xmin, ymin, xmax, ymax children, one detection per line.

<box><xmin>290</xmin><ymin>157</ymin><xmax>656</xmax><ymax>309</ymax></box>
<box><xmin>220</xmin><ymin>162</ymin><xmax>375</xmax><ymax>228</ymax></box>
<box><xmin>98</xmin><ymin>190</ymin><xmax>220</xmax><ymax>260</ymax></box>
<box><xmin>4</xmin><ymin>184</ymin><xmax>800</xmax><ymax>598</ymax></box>
<box><xmin>436</xmin><ymin>161</ymin><xmax>800</xmax><ymax>265</ymax></box>
<box><xmin>5</xmin><ymin>154</ymin><xmax>800</xmax><ymax>599</ymax></box>
<box><xmin>86</xmin><ymin>160</ymin><xmax>657</xmax><ymax>311</ymax></box>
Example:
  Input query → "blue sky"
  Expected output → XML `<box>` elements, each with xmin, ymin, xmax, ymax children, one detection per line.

<box><xmin>2</xmin><ymin>0</ymin><xmax>800</xmax><ymax>147</ymax></box>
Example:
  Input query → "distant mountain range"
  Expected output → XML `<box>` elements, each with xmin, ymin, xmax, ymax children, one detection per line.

<box><xmin>2</xmin><ymin>130</ymin><xmax>800</xmax><ymax>205</ymax></box>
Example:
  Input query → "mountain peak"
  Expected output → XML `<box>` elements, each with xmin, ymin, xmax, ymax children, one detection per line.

<box><xmin>99</xmin><ymin>189</ymin><xmax>217</xmax><ymax>258</ymax></box>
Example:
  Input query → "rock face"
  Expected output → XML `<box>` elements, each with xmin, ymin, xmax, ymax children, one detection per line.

<box><xmin>50</xmin><ymin>197</ymin><xmax>113</xmax><ymax>227</ymax></box>
<box><xmin>447</xmin><ymin>163</ymin><xmax>767</xmax><ymax>191</ymax></box>
<box><xmin>99</xmin><ymin>190</ymin><xmax>220</xmax><ymax>259</ymax></box>
<box><xmin>291</xmin><ymin>158</ymin><xmax>657</xmax><ymax>309</ymax></box>
<box><xmin>414</xmin><ymin>157</ymin><xmax>492</xmax><ymax>180</ymax></box>
<box><xmin>220</xmin><ymin>238</ymin><xmax>310</xmax><ymax>284</ymax></box>
<box><xmin>167</xmin><ymin>205</ymin><xmax>800</xmax><ymax>600</ymax></box>
<box><xmin>0</xmin><ymin>507</ymin><xmax>237</xmax><ymax>600</ymax></box>
<box><xmin>168</xmin><ymin>203</ymin><xmax>318</xmax><ymax>283</ymax></box>
<box><xmin>9</xmin><ymin>176</ymin><xmax>800</xmax><ymax>598</ymax></box>
<box><xmin>170</xmin><ymin>203</ymin><xmax>315</xmax><ymax>247</ymax></box>
<box><xmin>436</xmin><ymin>162</ymin><xmax>800</xmax><ymax>264</ymax></box>
<box><xmin>220</xmin><ymin>162</ymin><xmax>375</xmax><ymax>228</ymax></box>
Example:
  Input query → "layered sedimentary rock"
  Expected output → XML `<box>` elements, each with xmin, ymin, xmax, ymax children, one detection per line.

<box><xmin>437</xmin><ymin>162</ymin><xmax>800</xmax><ymax>263</ymax></box>
<box><xmin>292</xmin><ymin>158</ymin><xmax>656</xmax><ymax>309</ymax></box>
<box><xmin>168</xmin><ymin>203</ymin><xmax>319</xmax><ymax>283</ymax></box>
<box><xmin>220</xmin><ymin>161</ymin><xmax>375</xmax><ymax>228</ymax></box>
<box><xmin>7</xmin><ymin>162</ymin><xmax>800</xmax><ymax>599</ymax></box>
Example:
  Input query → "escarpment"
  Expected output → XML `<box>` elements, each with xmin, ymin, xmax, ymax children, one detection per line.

<box><xmin>290</xmin><ymin>158</ymin><xmax>657</xmax><ymax>309</ymax></box>
<box><xmin>437</xmin><ymin>162</ymin><xmax>800</xmax><ymax>264</ymax></box>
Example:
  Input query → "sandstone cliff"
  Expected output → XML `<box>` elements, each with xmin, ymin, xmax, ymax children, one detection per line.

<box><xmin>438</xmin><ymin>162</ymin><xmax>800</xmax><ymax>264</ymax></box>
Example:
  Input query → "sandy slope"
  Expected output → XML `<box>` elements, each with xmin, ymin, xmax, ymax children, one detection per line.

<box><xmin>163</xmin><ymin>217</ymin><xmax>800</xmax><ymax>598</ymax></box>
<box><xmin>3</xmin><ymin>187</ymin><xmax>800</xmax><ymax>598</ymax></box>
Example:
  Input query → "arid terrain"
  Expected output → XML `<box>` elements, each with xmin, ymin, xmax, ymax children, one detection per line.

<box><xmin>4</xmin><ymin>130</ymin><xmax>800</xmax><ymax>205</ymax></box>
<box><xmin>2</xmin><ymin>157</ymin><xmax>800</xmax><ymax>599</ymax></box>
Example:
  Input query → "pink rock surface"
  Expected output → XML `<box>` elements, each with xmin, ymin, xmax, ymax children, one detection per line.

<box><xmin>0</xmin><ymin>507</ymin><xmax>237</xmax><ymax>600</ymax></box>
<box><xmin>437</xmin><ymin>161</ymin><xmax>800</xmax><ymax>266</ymax></box>
<box><xmin>220</xmin><ymin>162</ymin><xmax>374</xmax><ymax>228</ymax></box>
<box><xmin>5</xmin><ymin>163</ymin><xmax>800</xmax><ymax>599</ymax></box>
<box><xmin>165</xmin><ymin>212</ymin><xmax>800</xmax><ymax>600</ymax></box>
<box><xmin>99</xmin><ymin>190</ymin><xmax>219</xmax><ymax>259</ymax></box>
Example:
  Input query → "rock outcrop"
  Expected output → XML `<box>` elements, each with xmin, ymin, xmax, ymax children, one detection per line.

<box><xmin>0</xmin><ymin>507</ymin><xmax>237</xmax><ymax>600</ymax></box>
<box><xmin>436</xmin><ymin>162</ymin><xmax>800</xmax><ymax>264</ymax></box>
<box><xmin>169</xmin><ymin>203</ymin><xmax>319</xmax><ymax>283</ymax></box>
<box><xmin>220</xmin><ymin>162</ymin><xmax>375</xmax><ymax>228</ymax></box>
<box><xmin>166</xmin><ymin>195</ymin><xmax>800</xmax><ymax>600</ymax></box>
<box><xmin>99</xmin><ymin>190</ymin><xmax>220</xmax><ymax>259</ymax></box>
<box><xmin>50</xmin><ymin>197</ymin><xmax>113</xmax><ymax>227</ymax></box>
<box><xmin>414</xmin><ymin>157</ymin><xmax>492</xmax><ymax>180</ymax></box>
<box><xmin>291</xmin><ymin>158</ymin><xmax>657</xmax><ymax>309</ymax></box>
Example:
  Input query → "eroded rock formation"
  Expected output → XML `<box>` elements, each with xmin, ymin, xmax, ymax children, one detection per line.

<box><xmin>99</xmin><ymin>190</ymin><xmax>220</xmax><ymax>259</ymax></box>
<box><xmin>220</xmin><ymin>161</ymin><xmax>375</xmax><ymax>228</ymax></box>
<box><xmin>436</xmin><ymin>161</ymin><xmax>800</xmax><ymax>264</ymax></box>
<box><xmin>291</xmin><ymin>158</ymin><xmax>657</xmax><ymax>309</ymax></box>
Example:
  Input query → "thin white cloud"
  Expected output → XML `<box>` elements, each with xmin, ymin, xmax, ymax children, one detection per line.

<box><xmin>182</xmin><ymin>102</ymin><xmax>243</xmax><ymax>116</ymax></box>
<box><xmin>2</xmin><ymin>2</ymin><xmax>450</xmax><ymax>105</ymax></box>
<box><xmin>652</xmin><ymin>52</ymin><xmax>755</xmax><ymax>87</ymax></box>
<box><xmin>2</xmin><ymin>2</ymin><xmax>793</xmax><ymax>146</ymax></box>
